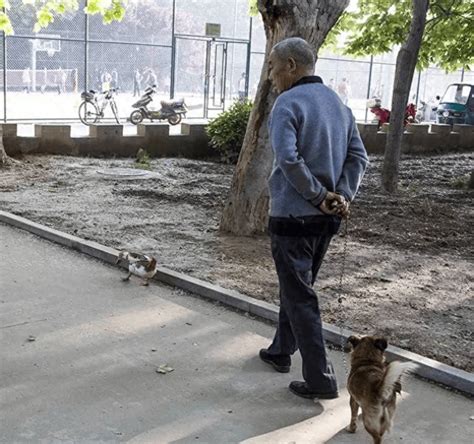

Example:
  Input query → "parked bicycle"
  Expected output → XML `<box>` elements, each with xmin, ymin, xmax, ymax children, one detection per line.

<box><xmin>78</xmin><ymin>88</ymin><xmax>120</xmax><ymax>125</ymax></box>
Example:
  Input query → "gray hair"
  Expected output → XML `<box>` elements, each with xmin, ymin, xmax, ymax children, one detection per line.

<box><xmin>272</xmin><ymin>37</ymin><xmax>315</xmax><ymax>68</ymax></box>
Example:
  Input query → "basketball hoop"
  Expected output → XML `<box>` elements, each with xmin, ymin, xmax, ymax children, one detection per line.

<box><xmin>47</xmin><ymin>49</ymin><xmax>56</xmax><ymax>57</ymax></box>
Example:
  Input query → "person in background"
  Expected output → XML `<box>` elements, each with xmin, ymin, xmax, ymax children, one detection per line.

<box><xmin>337</xmin><ymin>77</ymin><xmax>350</xmax><ymax>105</ymax></box>
<box><xmin>22</xmin><ymin>67</ymin><xmax>32</xmax><ymax>93</ymax></box>
<box><xmin>41</xmin><ymin>67</ymin><xmax>48</xmax><ymax>94</ymax></box>
<box><xmin>101</xmin><ymin>70</ymin><xmax>112</xmax><ymax>91</ymax></box>
<box><xmin>147</xmin><ymin>68</ymin><xmax>157</xmax><ymax>88</ymax></box>
<box><xmin>111</xmin><ymin>68</ymin><xmax>119</xmax><ymax>90</ymax></box>
<box><xmin>96</xmin><ymin>68</ymin><xmax>102</xmax><ymax>91</ymax></box>
<box><xmin>238</xmin><ymin>72</ymin><xmax>247</xmax><ymax>101</ymax></box>
<box><xmin>133</xmin><ymin>68</ymin><xmax>143</xmax><ymax>97</ymax></box>
<box><xmin>58</xmin><ymin>67</ymin><xmax>67</xmax><ymax>94</ymax></box>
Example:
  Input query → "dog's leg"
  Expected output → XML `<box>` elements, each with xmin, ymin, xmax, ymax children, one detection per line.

<box><xmin>367</xmin><ymin>431</ymin><xmax>382</xmax><ymax>444</ymax></box>
<box><xmin>346</xmin><ymin>396</ymin><xmax>359</xmax><ymax>433</ymax></box>
<box><xmin>122</xmin><ymin>272</ymin><xmax>132</xmax><ymax>282</ymax></box>
<box><xmin>140</xmin><ymin>278</ymin><xmax>150</xmax><ymax>286</ymax></box>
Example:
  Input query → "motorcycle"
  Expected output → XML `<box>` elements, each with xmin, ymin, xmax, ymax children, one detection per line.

<box><xmin>367</xmin><ymin>98</ymin><xmax>418</xmax><ymax>128</ymax></box>
<box><xmin>129</xmin><ymin>85</ymin><xmax>187</xmax><ymax>125</ymax></box>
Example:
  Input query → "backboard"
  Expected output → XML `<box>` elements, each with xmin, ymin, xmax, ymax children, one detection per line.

<box><xmin>31</xmin><ymin>34</ymin><xmax>61</xmax><ymax>56</ymax></box>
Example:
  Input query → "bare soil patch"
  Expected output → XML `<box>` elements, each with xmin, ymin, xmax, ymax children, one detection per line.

<box><xmin>1</xmin><ymin>152</ymin><xmax>472</xmax><ymax>371</ymax></box>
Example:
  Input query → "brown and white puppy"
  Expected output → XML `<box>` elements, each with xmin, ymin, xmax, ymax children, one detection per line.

<box><xmin>346</xmin><ymin>335</ymin><xmax>417</xmax><ymax>444</ymax></box>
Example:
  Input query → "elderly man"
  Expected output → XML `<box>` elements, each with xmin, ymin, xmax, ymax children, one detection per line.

<box><xmin>259</xmin><ymin>37</ymin><xmax>368</xmax><ymax>400</ymax></box>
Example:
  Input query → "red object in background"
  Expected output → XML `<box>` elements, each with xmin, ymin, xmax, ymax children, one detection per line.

<box><xmin>405</xmin><ymin>103</ymin><xmax>417</xmax><ymax>124</ymax></box>
<box><xmin>370</xmin><ymin>103</ymin><xmax>418</xmax><ymax>128</ymax></box>
<box><xmin>370</xmin><ymin>106</ymin><xmax>391</xmax><ymax>128</ymax></box>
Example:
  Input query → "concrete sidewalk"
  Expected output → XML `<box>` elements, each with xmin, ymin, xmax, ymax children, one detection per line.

<box><xmin>0</xmin><ymin>223</ymin><xmax>472</xmax><ymax>444</ymax></box>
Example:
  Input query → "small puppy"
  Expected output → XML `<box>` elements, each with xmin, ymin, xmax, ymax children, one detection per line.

<box><xmin>116</xmin><ymin>251</ymin><xmax>158</xmax><ymax>286</ymax></box>
<box><xmin>346</xmin><ymin>335</ymin><xmax>417</xmax><ymax>444</ymax></box>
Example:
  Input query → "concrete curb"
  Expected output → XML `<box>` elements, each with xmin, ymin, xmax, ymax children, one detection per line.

<box><xmin>1</xmin><ymin>210</ymin><xmax>473</xmax><ymax>396</ymax></box>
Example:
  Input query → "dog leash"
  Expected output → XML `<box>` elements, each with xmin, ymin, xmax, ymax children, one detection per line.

<box><xmin>337</xmin><ymin>213</ymin><xmax>350</xmax><ymax>376</ymax></box>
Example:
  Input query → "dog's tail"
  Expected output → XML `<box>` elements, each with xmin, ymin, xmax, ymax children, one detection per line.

<box><xmin>380</xmin><ymin>361</ymin><xmax>418</xmax><ymax>402</ymax></box>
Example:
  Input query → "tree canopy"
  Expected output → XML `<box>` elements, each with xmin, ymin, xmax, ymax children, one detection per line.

<box><xmin>0</xmin><ymin>0</ymin><xmax>127</xmax><ymax>34</ymax></box>
<box><xmin>331</xmin><ymin>0</ymin><xmax>474</xmax><ymax>71</ymax></box>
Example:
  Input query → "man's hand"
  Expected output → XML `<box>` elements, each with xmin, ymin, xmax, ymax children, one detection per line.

<box><xmin>319</xmin><ymin>192</ymin><xmax>350</xmax><ymax>218</ymax></box>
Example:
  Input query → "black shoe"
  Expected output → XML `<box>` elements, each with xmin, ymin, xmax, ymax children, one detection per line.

<box><xmin>289</xmin><ymin>381</ymin><xmax>339</xmax><ymax>399</ymax></box>
<box><xmin>259</xmin><ymin>349</ymin><xmax>291</xmax><ymax>373</ymax></box>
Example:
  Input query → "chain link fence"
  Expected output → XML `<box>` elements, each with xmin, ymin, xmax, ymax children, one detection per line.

<box><xmin>2</xmin><ymin>0</ymin><xmax>470</xmax><ymax>122</ymax></box>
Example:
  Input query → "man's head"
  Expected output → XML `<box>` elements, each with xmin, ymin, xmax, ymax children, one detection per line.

<box><xmin>268</xmin><ymin>37</ymin><xmax>315</xmax><ymax>93</ymax></box>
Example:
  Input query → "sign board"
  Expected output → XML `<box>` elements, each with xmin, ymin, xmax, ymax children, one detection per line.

<box><xmin>205</xmin><ymin>23</ymin><xmax>221</xmax><ymax>37</ymax></box>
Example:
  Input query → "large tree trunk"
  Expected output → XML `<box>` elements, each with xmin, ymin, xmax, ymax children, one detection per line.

<box><xmin>382</xmin><ymin>0</ymin><xmax>429</xmax><ymax>193</ymax></box>
<box><xmin>220</xmin><ymin>0</ymin><xmax>349</xmax><ymax>235</ymax></box>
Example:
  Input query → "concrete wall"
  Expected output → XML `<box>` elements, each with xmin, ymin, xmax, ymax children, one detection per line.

<box><xmin>2</xmin><ymin>122</ymin><xmax>213</xmax><ymax>159</ymax></box>
<box><xmin>357</xmin><ymin>123</ymin><xmax>474</xmax><ymax>154</ymax></box>
<box><xmin>3</xmin><ymin>122</ymin><xmax>473</xmax><ymax>159</ymax></box>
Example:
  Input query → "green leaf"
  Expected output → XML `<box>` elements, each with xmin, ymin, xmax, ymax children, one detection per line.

<box><xmin>248</xmin><ymin>0</ymin><xmax>258</xmax><ymax>16</ymax></box>
<box><xmin>0</xmin><ymin>11</ymin><xmax>13</xmax><ymax>34</ymax></box>
<box><xmin>338</xmin><ymin>0</ymin><xmax>474</xmax><ymax>71</ymax></box>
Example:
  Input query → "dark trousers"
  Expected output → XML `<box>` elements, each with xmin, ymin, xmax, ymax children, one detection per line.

<box><xmin>268</xmin><ymin>231</ymin><xmax>338</xmax><ymax>393</ymax></box>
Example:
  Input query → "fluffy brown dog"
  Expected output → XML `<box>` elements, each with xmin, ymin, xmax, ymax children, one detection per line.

<box><xmin>346</xmin><ymin>336</ymin><xmax>417</xmax><ymax>444</ymax></box>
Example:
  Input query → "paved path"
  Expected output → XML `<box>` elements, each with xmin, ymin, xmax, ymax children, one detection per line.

<box><xmin>1</xmin><ymin>223</ymin><xmax>472</xmax><ymax>443</ymax></box>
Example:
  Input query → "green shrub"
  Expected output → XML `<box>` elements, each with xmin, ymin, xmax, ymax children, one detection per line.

<box><xmin>207</xmin><ymin>99</ymin><xmax>253</xmax><ymax>163</ymax></box>
<box><xmin>134</xmin><ymin>147</ymin><xmax>151</xmax><ymax>170</ymax></box>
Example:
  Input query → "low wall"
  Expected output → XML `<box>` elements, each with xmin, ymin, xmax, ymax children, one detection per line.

<box><xmin>357</xmin><ymin>123</ymin><xmax>474</xmax><ymax>154</ymax></box>
<box><xmin>3</xmin><ymin>121</ymin><xmax>473</xmax><ymax>159</ymax></box>
<box><xmin>2</xmin><ymin>122</ymin><xmax>212</xmax><ymax>159</ymax></box>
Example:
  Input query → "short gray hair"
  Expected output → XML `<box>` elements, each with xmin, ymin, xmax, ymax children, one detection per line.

<box><xmin>272</xmin><ymin>38</ymin><xmax>315</xmax><ymax>68</ymax></box>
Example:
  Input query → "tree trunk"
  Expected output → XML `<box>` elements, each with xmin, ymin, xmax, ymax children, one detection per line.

<box><xmin>381</xmin><ymin>0</ymin><xmax>429</xmax><ymax>193</ymax></box>
<box><xmin>0</xmin><ymin>128</ymin><xmax>11</xmax><ymax>167</ymax></box>
<box><xmin>220</xmin><ymin>0</ymin><xmax>349</xmax><ymax>235</ymax></box>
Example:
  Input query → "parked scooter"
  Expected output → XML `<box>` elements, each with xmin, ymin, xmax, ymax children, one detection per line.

<box><xmin>367</xmin><ymin>98</ymin><xmax>418</xmax><ymax>128</ymax></box>
<box><xmin>129</xmin><ymin>85</ymin><xmax>187</xmax><ymax>125</ymax></box>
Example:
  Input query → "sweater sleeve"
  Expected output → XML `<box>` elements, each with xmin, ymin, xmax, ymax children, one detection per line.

<box><xmin>336</xmin><ymin>118</ymin><xmax>369</xmax><ymax>201</ymax></box>
<box><xmin>270</xmin><ymin>104</ymin><xmax>328</xmax><ymax>206</ymax></box>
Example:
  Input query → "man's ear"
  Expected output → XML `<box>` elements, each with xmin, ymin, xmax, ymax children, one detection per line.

<box><xmin>347</xmin><ymin>336</ymin><xmax>360</xmax><ymax>349</ymax></box>
<box><xmin>288</xmin><ymin>57</ymin><xmax>297</xmax><ymax>73</ymax></box>
<box><xmin>374</xmin><ymin>337</ymin><xmax>388</xmax><ymax>352</ymax></box>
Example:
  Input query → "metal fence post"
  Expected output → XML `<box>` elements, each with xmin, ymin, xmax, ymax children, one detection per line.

<box><xmin>84</xmin><ymin>0</ymin><xmax>89</xmax><ymax>91</ymax></box>
<box><xmin>170</xmin><ymin>0</ymin><xmax>176</xmax><ymax>98</ymax></box>
<box><xmin>3</xmin><ymin>27</ymin><xmax>6</xmax><ymax>122</ymax></box>
<box><xmin>245</xmin><ymin>17</ymin><xmax>252</xmax><ymax>98</ymax></box>
<box><xmin>364</xmin><ymin>55</ymin><xmax>373</xmax><ymax>122</ymax></box>
<box><xmin>415</xmin><ymin>69</ymin><xmax>421</xmax><ymax>106</ymax></box>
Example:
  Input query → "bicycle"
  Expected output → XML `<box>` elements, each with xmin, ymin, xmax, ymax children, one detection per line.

<box><xmin>78</xmin><ymin>88</ymin><xmax>120</xmax><ymax>125</ymax></box>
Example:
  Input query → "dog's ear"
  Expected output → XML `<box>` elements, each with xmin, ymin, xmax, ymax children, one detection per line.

<box><xmin>374</xmin><ymin>337</ymin><xmax>388</xmax><ymax>352</ymax></box>
<box><xmin>347</xmin><ymin>336</ymin><xmax>361</xmax><ymax>349</ymax></box>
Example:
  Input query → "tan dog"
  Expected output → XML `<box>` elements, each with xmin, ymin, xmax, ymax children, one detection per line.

<box><xmin>346</xmin><ymin>336</ymin><xmax>417</xmax><ymax>444</ymax></box>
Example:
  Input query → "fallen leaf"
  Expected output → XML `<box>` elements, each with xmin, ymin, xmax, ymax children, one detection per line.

<box><xmin>27</xmin><ymin>335</ymin><xmax>36</xmax><ymax>342</ymax></box>
<box><xmin>156</xmin><ymin>364</ymin><xmax>174</xmax><ymax>374</ymax></box>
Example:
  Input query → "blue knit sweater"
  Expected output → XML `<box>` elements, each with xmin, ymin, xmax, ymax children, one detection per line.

<box><xmin>268</xmin><ymin>77</ymin><xmax>369</xmax><ymax>218</ymax></box>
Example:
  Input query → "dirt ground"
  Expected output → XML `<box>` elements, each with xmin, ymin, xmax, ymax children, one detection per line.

<box><xmin>1</xmin><ymin>152</ymin><xmax>473</xmax><ymax>372</ymax></box>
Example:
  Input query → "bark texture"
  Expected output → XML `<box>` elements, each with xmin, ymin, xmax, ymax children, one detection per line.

<box><xmin>220</xmin><ymin>0</ymin><xmax>349</xmax><ymax>235</ymax></box>
<box><xmin>382</xmin><ymin>0</ymin><xmax>429</xmax><ymax>193</ymax></box>
<box><xmin>0</xmin><ymin>127</ymin><xmax>11</xmax><ymax>167</ymax></box>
